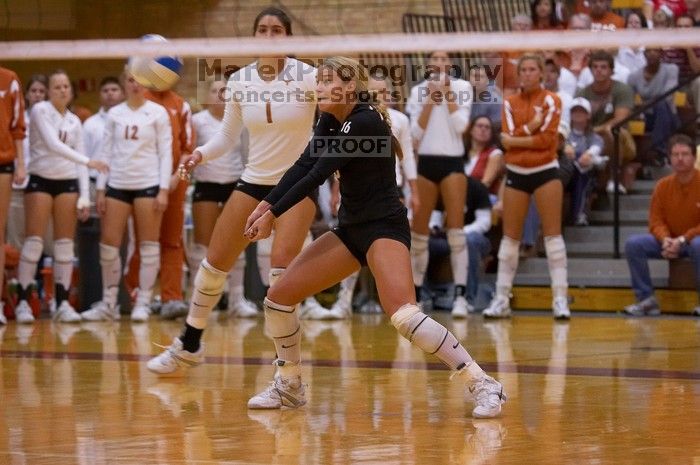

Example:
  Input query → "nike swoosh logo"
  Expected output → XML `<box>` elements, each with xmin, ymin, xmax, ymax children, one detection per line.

<box><xmin>281</xmin><ymin>344</ymin><xmax>296</xmax><ymax>349</ymax></box>
<box><xmin>452</xmin><ymin>342</ymin><xmax>459</xmax><ymax>349</ymax></box>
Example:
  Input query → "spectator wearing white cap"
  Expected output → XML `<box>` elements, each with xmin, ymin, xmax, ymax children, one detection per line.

<box><xmin>564</xmin><ymin>97</ymin><xmax>606</xmax><ymax>226</ymax></box>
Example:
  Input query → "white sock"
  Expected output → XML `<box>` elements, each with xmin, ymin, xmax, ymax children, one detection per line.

<box><xmin>99</xmin><ymin>243</ymin><xmax>121</xmax><ymax>307</ymax></box>
<box><xmin>18</xmin><ymin>236</ymin><xmax>44</xmax><ymax>289</ymax></box>
<box><xmin>447</xmin><ymin>228</ymin><xmax>468</xmax><ymax>287</ymax></box>
<box><xmin>496</xmin><ymin>236</ymin><xmax>520</xmax><ymax>298</ymax></box>
<box><xmin>53</xmin><ymin>238</ymin><xmax>74</xmax><ymax>290</ymax></box>
<box><xmin>137</xmin><ymin>241</ymin><xmax>160</xmax><ymax>306</ymax></box>
<box><xmin>228</xmin><ymin>253</ymin><xmax>246</xmax><ymax>301</ymax></box>
<box><xmin>257</xmin><ymin>234</ymin><xmax>274</xmax><ymax>286</ymax></box>
<box><xmin>264</xmin><ymin>297</ymin><xmax>301</xmax><ymax>367</ymax></box>
<box><xmin>410</xmin><ymin>232</ymin><xmax>429</xmax><ymax>286</ymax></box>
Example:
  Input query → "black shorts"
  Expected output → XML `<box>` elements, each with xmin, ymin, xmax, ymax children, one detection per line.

<box><xmin>106</xmin><ymin>185</ymin><xmax>159</xmax><ymax>204</ymax></box>
<box><xmin>417</xmin><ymin>155</ymin><xmax>465</xmax><ymax>184</ymax></box>
<box><xmin>505</xmin><ymin>167</ymin><xmax>561</xmax><ymax>195</ymax></box>
<box><xmin>25</xmin><ymin>174</ymin><xmax>78</xmax><ymax>197</ymax></box>
<box><xmin>0</xmin><ymin>162</ymin><xmax>14</xmax><ymax>174</ymax></box>
<box><xmin>332</xmin><ymin>214</ymin><xmax>411</xmax><ymax>266</ymax></box>
<box><xmin>236</xmin><ymin>179</ymin><xmax>319</xmax><ymax>206</ymax></box>
<box><xmin>193</xmin><ymin>181</ymin><xmax>237</xmax><ymax>204</ymax></box>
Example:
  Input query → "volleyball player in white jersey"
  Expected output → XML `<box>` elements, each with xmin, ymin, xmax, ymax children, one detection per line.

<box><xmin>80</xmin><ymin>73</ymin><xmax>172</xmax><ymax>322</ymax></box>
<box><xmin>406</xmin><ymin>51</ymin><xmax>472</xmax><ymax>317</ymax></box>
<box><xmin>188</xmin><ymin>79</ymin><xmax>257</xmax><ymax>318</ymax></box>
<box><xmin>14</xmin><ymin>70</ymin><xmax>108</xmax><ymax>324</ymax></box>
<box><xmin>325</xmin><ymin>74</ymin><xmax>420</xmax><ymax>319</ymax></box>
<box><xmin>147</xmin><ymin>7</ymin><xmax>317</xmax><ymax>373</ymax></box>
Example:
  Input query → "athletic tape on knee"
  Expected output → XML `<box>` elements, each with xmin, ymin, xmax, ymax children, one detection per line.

<box><xmin>99</xmin><ymin>243</ymin><xmax>121</xmax><ymax>292</ymax></box>
<box><xmin>544</xmin><ymin>235</ymin><xmax>568</xmax><ymax>297</ymax></box>
<box><xmin>257</xmin><ymin>236</ymin><xmax>273</xmax><ymax>286</ymax></box>
<box><xmin>53</xmin><ymin>239</ymin><xmax>74</xmax><ymax>288</ymax></box>
<box><xmin>410</xmin><ymin>232</ymin><xmax>430</xmax><ymax>286</ymax></box>
<box><xmin>186</xmin><ymin>258</ymin><xmax>227</xmax><ymax>329</ymax></box>
<box><xmin>447</xmin><ymin>228</ymin><xmax>468</xmax><ymax>286</ymax></box>
<box><xmin>391</xmin><ymin>304</ymin><xmax>473</xmax><ymax>371</ymax></box>
<box><xmin>18</xmin><ymin>236</ymin><xmax>44</xmax><ymax>288</ymax></box>
<box><xmin>496</xmin><ymin>236</ymin><xmax>520</xmax><ymax>297</ymax></box>
<box><xmin>264</xmin><ymin>297</ymin><xmax>301</xmax><ymax>363</ymax></box>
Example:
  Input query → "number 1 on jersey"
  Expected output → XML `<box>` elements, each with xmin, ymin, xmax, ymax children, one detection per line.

<box><xmin>266</xmin><ymin>101</ymin><xmax>273</xmax><ymax>124</ymax></box>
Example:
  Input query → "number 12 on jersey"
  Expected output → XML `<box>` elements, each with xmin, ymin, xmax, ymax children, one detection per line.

<box><xmin>124</xmin><ymin>125</ymin><xmax>139</xmax><ymax>140</ymax></box>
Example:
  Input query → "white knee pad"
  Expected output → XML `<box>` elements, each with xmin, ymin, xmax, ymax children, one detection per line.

<box><xmin>20</xmin><ymin>236</ymin><xmax>44</xmax><ymax>264</ymax></box>
<box><xmin>187</xmin><ymin>258</ymin><xmax>228</xmax><ymax>328</ymax></box>
<box><xmin>99</xmin><ymin>243</ymin><xmax>121</xmax><ymax>291</ymax></box>
<box><xmin>53</xmin><ymin>238</ymin><xmax>74</xmax><ymax>263</ymax></box>
<box><xmin>410</xmin><ymin>232</ymin><xmax>430</xmax><ymax>286</ymax></box>
<box><xmin>544</xmin><ymin>235</ymin><xmax>568</xmax><ymax>296</ymax></box>
<box><xmin>447</xmin><ymin>228</ymin><xmax>468</xmax><ymax>287</ymax></box>
<box><xmin>390</xmin><ymin>303</ymin><xmax>472</xmax><ymax>371</ymax></box>
<box><xmin>140</xmin><ymin>241</ymin><xmax>160</xmax><ymax>266</ymax></box>
<box><xmin>269</xmin><ymin>267</ymin><xmax>285</xmax><ymax>287</ymax></box>
<box><xmin>99</xmin><ymin>243</ymin><xmax>119</xmax><ymax>263</ymax></box>
<box><xmin>496</xmin><ymin>236</ymin><xmax>520</xmax><ymax>296</ymax></box>
<box><xmin>264</xmin><ymin>297</ymin><xmax>301</xmax><ymax>363</ymax></box>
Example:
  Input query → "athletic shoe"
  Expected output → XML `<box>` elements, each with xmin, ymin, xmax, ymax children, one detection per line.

<box><xmin>328</xmin><ymin>300</ymin><xmax>352</xmax><ymax>320</ymax></box>
<box><xmin>623</xmin><ymin>296</ymin><xmax>661</xmax><ymax>316</ymax></box>
<box><xmin>160</xmin><ymin>300</ymin><xmax>189</xmax><ymax>320</ymax></box>
<box><xmin>552</xmin><ymin>296</ymin><xmax>571</xmax><ymax>320</ymax></box>
<box><xmin>131</xmin><ymin>304</ymin><xmax>151</xmax><ymax>322</ymax></box>
<box><xmin>146</xmin><ymin>337</ymin><xmax>205</xmax><ymax>375</ymax></box>
<box><xmin>469</xmin><ymin>375</ymin><xmax>507</xmax><ymax>419</ymax></box>
<box><xmin>693</xmin><ymin>306</ymin><xmax>700</xmax><ymax>316</ymax></box>
<box><xmin>299</xmin><ymin>297</ymin><xmax>333</xmax><ymax>320</ymax></box>
<box><xmin>228</xmin><ymin>298</ymin><xmax>259</xmax><ymax>318</ymax></box>
<box><xmin>81</xmin><ymin>301</ymin><xmax>120</xmax><ymax>321</ymax></box>
<box><xmin>247</xmin><ymin>375</ymin><xmax>306</xmax><ymax>409</ymax></box>
<box><xmin>52</xmin><ymin>301</ymin><xmax>82</xmax><ymax>323</ymax></box>
<box><xmin>14</xmin><ymin>300</ymin><xmax>35</xmax><ymax>324</ymax></box>
<box><xmin>451</xmin><ymin>295</ymin><xmax>473</xmax><ymax>318</ymax></box>
<box><xmin>482</xmin><ymin>295</ymin><xmax>512</xmax><ymax>319</ymax></box>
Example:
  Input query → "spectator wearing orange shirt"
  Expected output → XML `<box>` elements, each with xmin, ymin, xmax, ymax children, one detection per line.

<box><xmin>575</xmin><ymin>0</ymin><xmax>625</xmax><ymax>30</ymax></box>
<box><xmin>125</xmin><ymin>88</ymin><xmax>195</xmax><ymax>319</ymax></box>
<box><xmin>623</xmin><ymin>134</ymin><xmax>700</xmax><ymax>316</ymax></box>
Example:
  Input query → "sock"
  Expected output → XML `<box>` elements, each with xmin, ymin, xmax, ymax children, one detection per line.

<box><xmin>447</xmin><ymin>228</ymin><xmax>468</xmax><ymax>287</ymax></box>
<box><xmin>99</xmin><ymin>243</ymin><xmax>121</xmax><ymax>307</ymax></box>
<box><xmin>53</xmin><ymin>238</ymin><xmax>74</xmax><ymax>307</ymax></box>
<box><xmin>496</xmin><ymin>236</ymin><xmax>520</xmax><ymax>298</ymax></box>
<box><xmin>410</xmin><ymin>232</ymin><xmax>429</xmax><ymax>287</ymax></box>
<box><xmin>544</xmin><ymin>235</ymin><xmax>568</xmax><ymax>299</ymax></box>
<box><xmin>180</xmin><ymin>323</ymin><xmax>204</xmax><ymax>353</ymax></box>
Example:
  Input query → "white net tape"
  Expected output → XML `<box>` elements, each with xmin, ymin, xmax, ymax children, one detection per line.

<box><xmin>2</xmin><ymin>29</ymin><xmax>699</xmax><ymax>60</ymax></box>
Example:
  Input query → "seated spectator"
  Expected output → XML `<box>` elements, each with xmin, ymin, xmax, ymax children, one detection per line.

<box><xmin>577</xmin><ymin>47</ymin><xmax>631</xmax><ymax>88</ymax></box>
<box><xmin>652</xmin><ymin>5</ymin><xmax>675</xmax><ymax>27</ymax></box>
<box><xmin>469</xmin><ymin>65</ymin><xmax>502</xmax><ymax>133</ymax></box>
<box><xmin>464</xmin><ymin>116</ymin><xmax>503</xmax><ymax>196</ymax></box>
<box><xmin>646</xmin><ymin>0</ymin><xmax>687</xmax><ymax>20</ymax></box>
<box><xmin>544</xmin><ymin>59</ymin><xmax>574</xmax><ymax>122</ymax></box>
<box><xmin>531</xmin><ymin>0</ymin><xmax>564</xmax><ymax>30</ymax></box>
<box><xmin>565</xmin><ymin>97</ymin><xmax>607</xmax><ymax>226</ymax></box>
<box><xmin>588</xmin><ymin>0</ymin><xmax>625</xmax><ymax>31</ymax></box>
<box><xmin>563</xmin><ymin>14</ymin><xmax>593</xmax><ymax>81</ymax></box>
<box><xmin>623</xmin><ymin>134</ymin><xmax>700</xmax><ymax>316</ymax></box>
<box><xmin>575</xmin><ymin>50</ymin><xmax>636</xmax><ymax>194</ymax></box>
<box><xmin>628</xmin><ymin>48</ymin><xmax>680</xmax><ymax>161</ymax></box>
<box><xmin>616</xmin><ymin>11</ymin><xmax>649</xmax><ymax>75</ymax></box>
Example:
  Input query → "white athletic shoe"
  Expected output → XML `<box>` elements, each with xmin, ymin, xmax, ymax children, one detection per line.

<box><xmin>52</xmin><ymin>301</ymin><xmax>82</xmax><ymax>323</ymax></box>
<box><xmin>552</xmin><ymin>296</ymin><xmax>571</xmax><ymax>320</ymax></box>
<box><xmin>81</xmin><ymin>300</ymin><xmax>120</xmax><ymax>321</ymax></box>
<box><xmin>131</xmin><ymin>304</ymin><xmax>151</xmax><ymax>322</ymax></box>
<box><xmin>247</xmin><ymin>375</ymin><xmax>306</xmax><ymax>409</ymax></box>
<box><xmin>328</xmin><ymin>288</ymin><xmax>353</xmax><ymax>319</ymax></box>
<box><xmin>469</xmin><ymin>375</ymin><xmax>507</xmax><ymax>419</ymax></box>
<box><xmin>451</xmin><ymin>296</ymin><xmax>474</xmax><ymax>318</ymax></box>
<box><xmin>228</xmin><ymin>298</ymin><xmax>259</xmax><ymax>318</ymax></box>
<box><xmin>146</xmin><ymin>337</ymin><xmax>205</xmax><ymax>375</ymax></box>
<box><xmin>482</xmin><ymin>295</ymin><xmax>512</xmax><ymax>319</ymax></box>
<box><xmin>623</xmin><ymin>296</ymin><xmax>661</xmax><ymax>317</ymax></box>
<box><xmin>14</xmin><ymin>300</ymin><xmax>35</xmax><ymax>324</ymax></box>
<box><xmin>299</xmin><ymin>297</ymin><xmax>333</xmax><ymax>320</ymax></box>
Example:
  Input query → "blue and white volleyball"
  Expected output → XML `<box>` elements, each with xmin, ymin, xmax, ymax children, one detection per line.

<box><xmin>127</xmin><ymin>34</ymin><xmax>183</xmax><ymax>91</ymax></box>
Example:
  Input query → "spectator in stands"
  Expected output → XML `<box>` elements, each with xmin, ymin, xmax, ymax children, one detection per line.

<box><xmin>588</xmin><ymin>0</ymin><xmax>625</xmax><ymax>31</ymax></box>
<box><xmin>628</xmin><ymin>48</ymin><xmax>680</xmax><ymax>161</ymax></box>
<box><xmin>616</xmin><ymin>11</ymin><xmax>648</xmax><ymax>76</ymax></box>
<box><xmin>469</xmin><ymin>66</ymin><xmax>502</xmax><ymax>133</ymax></box>
<box><xmin>544</xmin><ymin>59</ymin><xmax>574</xmax><ymax>122</ymax></box>
<box><xmin>647</xmin><ymin>0</ymin><xmax>687</xmax><ymax>20</ymax></box>
<box><xmin>502</xmin><ymin>14</ymin><xmax>533</xmax><ymax>97</ymax></box>
<box><xmin>623</xmin><ymin>134</ymin><xmax>700</xmax><ymax>317</ymax></box>
<box><xmin>565</xmin><ymin>14</ymin><xmax>593</xmax><ymax>82</ymax></box>
<box><xmin>464</xmin><ymin>115</ymin><xmax>503</xmax><ymax>196</ymax></box>
<box><xmin>652</xmin><ymin>5</ymin><xmax>675</xmax><ymax>27</ymax></box>
<box><xmin>566</xmin><ymin>97</ymin><xmax>606</xmax><ymax>226</ymax></box>
<box><xmin>669</xmin><ymin>15</ymin><xmax>700</xmax><ymax>124</ymax></box>
<box><xmin>685</xmin><ymin>0</ymin><xmax>700</xmax><ymax>24</ymax></box>
<box><xmin>531</xmin><ymin>0</ymin><xmax>564</xmax><ymax>30</ymax></box>
<box><xmin>575</xmin><ymin>50</ymin><xmax>636</xmax><ymax>194</ymax></box>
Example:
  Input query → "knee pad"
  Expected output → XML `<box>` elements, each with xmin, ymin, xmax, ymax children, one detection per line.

<box><xmin>447</xmin><ymin>229</ymin><xmax>466</xmax><ymax>252</ymax></box>
<box><xmin>20</xmin><ymin>236</ymin><xmax>44</xmax><ymax>264</ymax></box>
<box><xmin>410</xmin><ymin>231</ymin><xmax>429</xmax><ymax>254</ymax></box>
<box><xmin>140</xmin><ymin>241</ymin><xmax>160</xmax><ymax>266</ymax></box>
<box><xmin>497</xmin><ymin>236</ymin><xmax>520</xmax><ymax>262</ymax></box>
<box><xmin>390</xmin><ymin>303</ymin><xmax>449</xmax><ymax>354</ymax></box>
<box><xmin>263</xmin><ymin>297</ymin><xmax>299</xmax><ymax>338</ymax></box>
<box><xmin>187</xmin><ymin>243</ymin><xmax>207</xmax><ymax>272</ymax></box>
<box><xmin>99</xmin><ymin>243</ymin><xmax>119</xmax><ymax>263</ymax></box>
<box><xmin>53</xmin><ymin>238</ymin><xmax>74</xmax><ymax>263</ymax></box>
<box><xmin>193</xmin><ymin>258</ymin><xmax>227</xmax><ymax>294</ymax></box>
<box><xmin>269</xmin><ymin>267</ymin><xmax>285</xmax><ymax>287</ymax></box>
<box><xmin>544</xmin><ymin>235</ymin><xmax>567</xmax><ymax>268</ymax></box>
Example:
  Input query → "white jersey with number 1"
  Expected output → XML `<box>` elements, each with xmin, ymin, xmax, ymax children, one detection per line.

<box><xmin>197</xmin><ymin>58</ymin><xmax>317</xmax><ymax>186</ymax></box>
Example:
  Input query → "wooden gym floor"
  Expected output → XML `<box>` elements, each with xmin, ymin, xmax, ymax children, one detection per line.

<box><xmin>1</xmin><ymin>311</ymin><xmax>699</xmax><ymax>465</ymax></box>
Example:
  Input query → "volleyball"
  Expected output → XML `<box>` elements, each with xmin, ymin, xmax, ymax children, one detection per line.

<box><xmin>127</xmin><ymin>34</ymin><xmax>183</xmax><ymax>91</ymax></box>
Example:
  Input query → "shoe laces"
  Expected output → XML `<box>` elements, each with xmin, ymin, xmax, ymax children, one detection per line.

<box><xmin>469</xmin><ymin>377</ymin><xmax>504</xmax><ymax>407</ymax></box>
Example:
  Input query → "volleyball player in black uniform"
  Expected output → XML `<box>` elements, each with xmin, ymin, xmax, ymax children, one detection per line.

<box><xmin>243</xmin><ymin>56</ymin><xmax>505</xmax><ymax>419</ymax></box>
